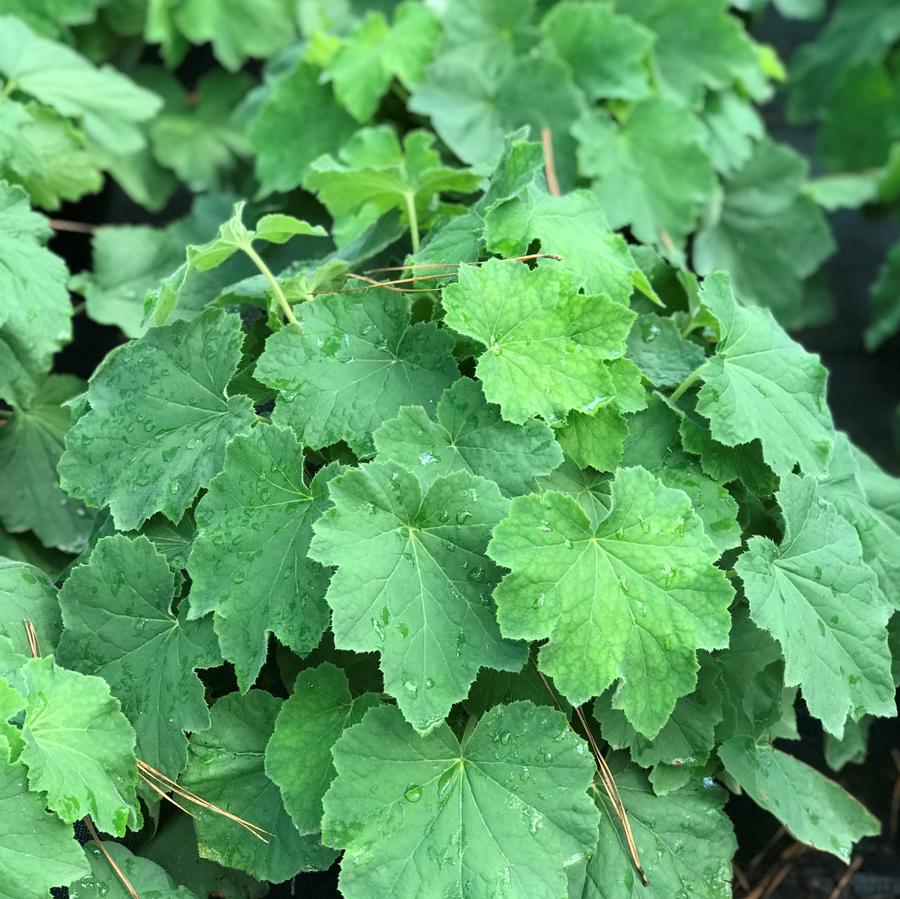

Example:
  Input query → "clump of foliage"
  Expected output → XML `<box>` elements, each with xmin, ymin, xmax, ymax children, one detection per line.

<box><xmin>0</xmin><ymin>2</ymin><xmax>898</xmax><ymax>898</ymax></box>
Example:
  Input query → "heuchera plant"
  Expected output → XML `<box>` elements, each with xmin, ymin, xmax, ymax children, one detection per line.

<box><xmin>0</xmin><ymin>1</ymin><xmax>898</xmax><ymax>898</ymax></box>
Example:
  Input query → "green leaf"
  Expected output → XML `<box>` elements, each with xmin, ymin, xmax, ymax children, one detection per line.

<box><xmin>626</xmin><ymin>314</ymin><xmax>707</xmax><ymax>389</ymax></box>
<box><xmin>0</xmin><ymin>102</ymin><xmax>102</xmax><ymax>210</ymax></box>
<box><xmin>556</xmin><ymin>404</ymin><xmax>629</xmax><ymax>474</ymax></box>
<box><xmin>574</xmin><ymin>100</ymin><xmax>715</xmax><ymax>249</ymax></box>
<box><xmin>310</xmin><ymin>461</ymin><xmax>525</xmax><ymax>732</ymax></box>
<box><xmin>484</xmin><ymin>188</ymin><xmax>653</xmax><ymax>302</ymax></box>
<box><xmin>488</xmin><ymin>466</ymin><xmax>734</xmax><ymax>736</ymax></box>
<box><xmin>817</xmin><ymin>64</ymin><xmax>899</xmax><ymax>173</ymax></box>
<box><xmin>249</xmin><ymin>59</ymin><xmax>358</xmax><ymax>194</ymax></box>
<box><xmin>59</xmin><ymin>309</ymin><xmax>255</xmax><ymax>531</ymax></box>
<box><xmin>618</xmin><ymin>0</ymin><xmax>762</xmax><ymax>109</ymax></box>
<box><xmin>329</xmin><ymin>3</ymin><xmax>441</xmax><ymax>121</ymax></box>
<box><xmin>172</xmin><ymin>0</ymin><xmax>296</xmax><ymax>71</ymax></box>
<box><xmin>736</xmin><ymin>473</ymin><xmax>895</xmax><ymax>736</ymax></box>
<box><xmin>693</xmin><ymin>272</ymin><xmax>835</xmax><ymax>477</ymax></box>
<box><xmin>188</xmin><ymin>426</ymin><xmax>335</xmax><ymax>691</ymax></box>
<box><xmin>0</xmin><ymin>16</ymin><xmax>161</xmax><ymax>153</ymax></box>
<box><xmin>255</xmin><ymin>289</ymin><xmax>458</xmax><ymax>455</ymax></box>
<box><xmin>441</xmin><ymin>260</ymin><xmax>635</xmax><ymax>425</ymax></box>
<box><xmin>0</xmin><ymin>375</ymin><xmax>94</xmax><ymax>553</ymax></box>
<box><xmin>305</xmin><ymin>126</ymin><xmax>480</xmax><ymax>248</ymax></box>
<box><xmin>701</xmin><ymin>91</ymin><xmax>765</xmax><ymax>176</ymax></box>
<box><xmin>410</xmin><ymin>42</ymin><xmax>585</xmax><ymax>186</ymax></box>
<box><xmin>18</xmin><ymin>657</ymin><xmax>139</xmax><ymax>835</ymax></box>
<box><xmin>186</xmin><ymin>201</ymin><xmax>326</xmax><ymax>271</ymax></box>
<box><xmin>181</xmin><ymin>690</ymin><xmax>337</xmax><ymax>882</ymax></box>
<box><xmin>788</xmin><ymin>0</ymin><xmax>900</xmax><ymax>123</ymax></box>
<box><xmin>718</xmin><ymin>737</ymin><xmax>879</xmax><ymax>862</ymax></box>
<box><xmin>825</xmin><ymin>717</ymin><xmax>871</xmax><ymax>773</ymax></box>
<box><xmin>139</xmin><ymin>815</ymin><xmax>267</xmax><ymax>899</ymax></box>
<box><xmin>569</xmin><ymin>756</ymin><xmax>735</xmax><ymax>898</ymax></box>
<box><xmin>265</xmin><ymin>662</ymin><xmax>380</xmax><ymax>835</ymax></box>
<box><xmin>866</xmin><ymin>240</ymin><xmax>900</xmax><ymax>350</ymax></box>
<box><xmin>72</xmin><ymin>194</ymin><xmax>245</xmax><ymax>338</ymax></box>
<box><xmin>593</xmin><ymin>659</ymin><xmax>723</xmax><ymax>774</ymax></box>
<box><xmin>621</xmin><ymin>397</ymin><xmax>741</xmax><ymax>553</ymax></box>
<box><xmin>818</xmin><ymin>434</ymin><xmax>900</xmax><ymax>604</ymax></box>
<box><xmin>322</xmin><ymin>702</ymin><xmax>599</xmax><ymax>899</ymax></box>
<box><xmin>0</xmin><ymin>559</ymin><xmax>61</xmax><ymax>668</ymax></box>
<box><xmin>535</xmin><ymin>459</ymin><xmax>612</xmax><ymax>529</ymax></box>
<box><xmin>0</xmin><ymin>0</ymin><xmax>103</xmax><ymax>36</ymax></box>
<box><xmin>694</xmin><ymin>141</ymin><xmax>834</xmax><ymax>324</ymax></box>
<box><xmin>374</xmin><ymin>377</ymin><xmax>563</xmax><ymax>496</ymax></box>
<box><xmin>148</xmin><ymin>70</ymin><xmax>251</xmax><ymax>191</ymax></box>
<box><xmin>0</xmin><ymin>677</ymin><xmax>24</xmax><ymax>758</ymax></box>
<box><xmin>57</xmin><ymin>534</ymin><xmax>219</xmax><ymax>779</ymax></box>
<box><xmin>73</xmin><ymin>841</ymin><xmax>197</xmax><ymax>899</ymax></box>
<box><xmin>0</xmin><ymin>181</ymin><xmax>70</xmax><ymax>407</ymax></box>
<box><xmin>0</xmin><ymin>757</ymin><xmax>89</xmax><ymax>899</ymax></box>
<box><xmin>542</xmin><ymin>1</ymin><xmax>655</xmax><ymax>101</ymax></box>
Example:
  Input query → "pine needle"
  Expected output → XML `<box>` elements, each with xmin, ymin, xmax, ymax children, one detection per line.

<box><xmin>136</xmin><ymin>760</ymin><xmax>271</xmax><ymax>843</ymax></box>
<box><xmin>532</xmin><ymin>661</ymin><xmax>648</xmax><ymax>886</ymax></box>
<box><xmin>82</xmin><ymin>817</ymin><xmax>140</xmax><ymax>899</ymax></box>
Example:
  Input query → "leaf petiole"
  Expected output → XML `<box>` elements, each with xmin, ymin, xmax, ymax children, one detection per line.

<box><xmin>669</xmin><ymin>366</ymin><xmax>703</xmax><ymax>402</ymax></box>
<box><xmin>403</xmin><ymin>191</ymin><xmax>420</xmax><ymax>253</ymax></box>
<box><xmin>243</xmin><ymin>243</ymin><xmax>299</xmax><ymax>327</ymax></box>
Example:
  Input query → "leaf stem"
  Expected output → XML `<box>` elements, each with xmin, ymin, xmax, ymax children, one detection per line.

<box><xmin>243</xmin><ymin>244</ymin><xmax>298</xmax><ymax>327</ymax></box>
<box><xmin>403</xmin><ymin>191</ymin><xmax>420</xmax><ymax>253</ymax></box>
<box><xmin>669</xmin><ymin>366</ymin><xmax>703</xmax><ymax>403</ymax></box>
<box><xmin>1</xmin><ymin>79</ymin><xmax>16</xmax><ymax>98</ymax></box>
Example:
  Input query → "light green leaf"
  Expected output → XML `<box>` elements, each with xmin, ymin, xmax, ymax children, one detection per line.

<box><xmin>441</xmin><ymin>260</ymin><xmax>635</xmax><ymax>425</ymax></box>
<box><xmin>310</xmin><ymin>461</ymin><xmax>525</xmax><ymax>732</ymax></box>
<box><xmin>172</xmin><ymin>0</ymin><xmax>296</xmax><ymax>71</ymax></box>
<box><xmin>323</xmin><ymin>702</ymin><xmax>599</xmax><ymax>899</ymax></box>
<box><xmin>410</xmin><ymin>42</ymin><xmax>585</xmax><ymax>186</ymax></box>
<box><xmin>0</xmin><ymin>757</ymin><xmax>89</xmax><ymax>899</ymax></box>
<box><xmin>618</xmin><ymin>0</ymin><xmax>762</xmax><ymax>108</ymax></box>
<box><xmin>574</xmin><ymin>100</ymin><xmax>715</xmax><ymax>249</ymax></box>
<box><xmin>265</xmin><ymin>662</ymin><xmax>380</xmax><ymax>835</ymax></box>
<box><xmin>73</xmin><ymin>841</ymin><xmax>197</xmax><ymax>899</ymax></box>
<box><xmin>182</xmin><ymin>690</ymin><xmax>337</xmax><ymax>882</ymax></box>
<box><xmin>0</xmin><ymin>678</ymin><xmax>24</xmax><ymax>758</ymax></box>
<box><xmin>18</xmin><ymin>657</ymin><xmax>139</xmax><ymax>835</ymax></box>
<box><xmin>374</xmin><ymin>377</ymin><xmax>563</xmax><ymax>496</ymax></box>
<box><xmin>736</xmin><ymin>473</ymin><xmax>895</xmax><ymax>736</ymax></box>
<box><xmin>718</xmin><ymin>737</ymin><xmax>879</xmax><ymax>861</ymax></box>
<box><xmin>488</xmin><ymin>466</ymin><xmax>734</xmax><ymax>736</ymax></box>
<box><xmin>59</xmin><ymin>309</ymin><xmax>255</xmax><ymax>531</ymax></box>
<box><xmin>329</xmin><ymin>3</ymin><xmax>441</xmax><ymax>121</ymax></box>
<box><xmin>186</xmin><ymin>201</ymin><xmax>326</xmax><ymax>271</ymax></box>
<box><xmin>72</xmin><ymin>194</ymin><xmax>245</xmax><ymax>338</ymax></box>
<box><xmin>694</xmin><ymin>141</ymin><xmax>834</xmax><ymax>325</ymax></box>
<box><xmin>305</xmin><ymin>126</ymin><xmax>480</xmax><ymax>248</ymax></box>
<box><xmin>0</xmin><ymin>16</ymin><xmax>160</xmax><ymax>153</ymax></box>
<box><xmin>188</xmin><ymin>426</ymin><xmax>335</xmax><ymax>691</ymax></box>
<box><xmin>0</xmin><ymin>0</ymin><xmax>103</xmax><ymax>36</ymax></box>
<box><xmin>0</xmin><ymin>181</ymin><xmax>70</xmax><ymax>407</ymax></box>
<box><xmin>0</xmin><ymin>102</ymin><xmax>102</xmax><ymax>210</ymax></box>
<box><xmin>621</xmin><ymin>397</ymin><xmax>741</xmax><ymax>553</ymax></box>
<box><xmin>484</xmin><ymin>188</ymin><xmax>653</xmax><ymax>301</ymax></box>
<box><xmin>542</xmin><ymin>1</ymin><xmax>655</xmax><ymax>101</ymax></box>
<box><xmin>148</xmin><ymin>70</ymin><xmax>251</xmax><ymax>191</ymax></box>
<box><xmin>255</xmin><ymin>289</ymin><xmax>458</xmax><ymax>455</ymax></box>
<box><xmin>0</xmin><ymin>559</ymin><xmax>61</xmax><ymax>666</ymax></box>
<box><xmin>701</xmin><ymin>91</ymin><xmax>764</xmax><ymax>176</ymax></box>
<box><xmin>693</xmin><ymin>272</ymin><xmax>835</xmax><ymax>477</ymax></box>
<box><xmin>556</xmin><ymin>405</ymin><xmax>628</xmax><ymax>474</ymax></box>
<box><xmin>249</xmin><ymin>60</ymin><xmax>357</xmax><ymax>194</ymax></box>
<box><xmin>0</xmin><ymin>375</ymin><xmax>94</xmax><ymax>553</ymax></box>
<box><xmin>818</xmin><ymin>434</ymin><xmax>900</xmax><ymax>604</ymax></box>
<box><xmin>569</xmin><ymin>756</ymin><xmax>735</xmax><ymax>898</ymax></box>
<box><xmin>57</xmin><ymin>535</ymin><xmax>219</xmax><ymax>779</ymax></box>
<box><xmin>825</xmin><ymin>717</ymin><xmax>871</xmax><ymax>772</ymax></box>
<box><xmin>536</xmin><ymin>459</ymin><xmax>612</xmax><ymax>529</ymax></box>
